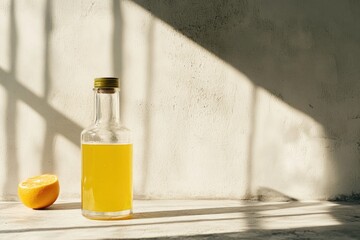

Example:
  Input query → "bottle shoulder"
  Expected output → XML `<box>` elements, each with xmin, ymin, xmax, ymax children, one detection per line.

<box><xmin>82</xmin><ymin>123</ymin><xmax>130</xmax><ymax>133</ymax></box>
<box><xmin>81</xmin><ymin>124</ymin><xmax>131</xmax><ymax>144</ymax></box>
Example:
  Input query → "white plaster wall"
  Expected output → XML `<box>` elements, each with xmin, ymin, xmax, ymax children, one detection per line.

<box><xmin>0</xmin><ymin>0</ymin><xmax>359</xmax><ymax>201</ymax></box>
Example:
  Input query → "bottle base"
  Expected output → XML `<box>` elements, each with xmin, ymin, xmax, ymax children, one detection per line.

<box><xmin>82</xmin><ymin>209</ymin><xmax>132</xmax><ymax>220</ymax></box>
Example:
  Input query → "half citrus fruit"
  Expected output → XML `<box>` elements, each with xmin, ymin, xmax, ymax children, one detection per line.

<box><xmin>18</xmin><ymin>174</ymin><xmax>60</xmax><ymax>209</ymax></box>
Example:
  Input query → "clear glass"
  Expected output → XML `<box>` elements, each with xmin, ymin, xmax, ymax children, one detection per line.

<box><xmin>81</xmin><ymin>87</ymin><xmax>132</xmax><ymax>220</ymax></box>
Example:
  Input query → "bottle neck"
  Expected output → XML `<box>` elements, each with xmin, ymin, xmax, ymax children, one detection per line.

<box><xmin>94</xmin><ymin>88</ymin><xmax>121</xmax><ymax>126</ymax></box>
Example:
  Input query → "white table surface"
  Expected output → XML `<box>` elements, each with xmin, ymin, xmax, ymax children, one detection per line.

<box><xmin>1</xmin><ymin>200</ymin><xmax>360</xmax><ymax>239</ymax></box>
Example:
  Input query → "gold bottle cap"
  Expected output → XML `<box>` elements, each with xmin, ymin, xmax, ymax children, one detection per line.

<box><xmin>94</xmin><ymin>77</ymin><xmax>119</xmax><ymax>88</ymax></box>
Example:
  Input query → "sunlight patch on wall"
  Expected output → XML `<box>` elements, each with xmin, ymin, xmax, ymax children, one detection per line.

<box><xmin>122</xmin><ymin>0</ymin><xmax>255</xmax><ymax>198</ymax></box>
<box><xmin>14</xmin><ymin>0</ymin><xmax>46</xmax><ymax>98</ymax></box>
<box><xmin>253</xmin><ymin>87</ymin><xmax>330</xmax><ymax>199</ymax></box>
<box><xmin>48</xmin><ymin>0</ymin><xmax>113</xmax><ymax>128</ymax></box>
<box><xmin>54</xmin><ymin>134</ymin><xmax>80</xmax><ymax>200</ymax></box>
<box><xmin>16</xmin><ymin>100</ymin><xmax>46</xmax><ymax>181</ymax></box>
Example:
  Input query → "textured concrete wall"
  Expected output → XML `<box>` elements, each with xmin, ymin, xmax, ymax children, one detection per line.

<box><xmin>1</xmin><ymin>0</ymin><xmax>360</xmax><ymax>200</ymax></box>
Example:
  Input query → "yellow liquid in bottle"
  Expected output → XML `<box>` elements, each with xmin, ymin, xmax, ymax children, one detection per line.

<box><xmin>81</xmin><ymin>143</ymin><xmax>132</xmax><ymax>215</ymax></box>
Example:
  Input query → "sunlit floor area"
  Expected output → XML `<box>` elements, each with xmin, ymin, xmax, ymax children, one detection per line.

<box><xmin>1</xmin><ymin>200</ymin><xmax>360</xmax><ymax>239</ymax></box>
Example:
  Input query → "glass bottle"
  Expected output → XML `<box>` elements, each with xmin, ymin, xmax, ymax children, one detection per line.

<box><xmin>81</xmin><ymin>77</ymin><xmax>132</xmax><ymax>220</ymax></box>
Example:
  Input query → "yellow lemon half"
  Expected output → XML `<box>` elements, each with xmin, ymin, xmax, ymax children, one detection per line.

<box><xmin>18</xmin><ymin>174</ymin><xmax>60</xmax><ymax>209</ymax></box>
